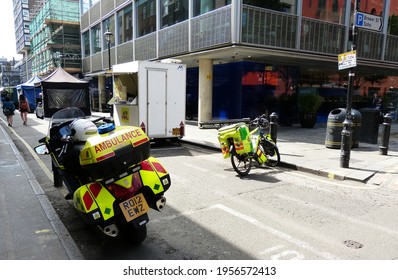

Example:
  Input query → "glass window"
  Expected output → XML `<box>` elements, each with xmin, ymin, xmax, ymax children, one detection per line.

<box><xmin>302</xmin><ymin>0</ymin><xmax>346</xmax><ymax>24</ymax></box>
<box><xmin>388</xmin><ymin>0</ymin><xmax>398</xmax><ymax>35</ymax></box>
<box><xmin>193</xmin><ymin>0</ymin><xmax>231</xmax><ymax>17</ymax></box>
<box><xmin>243</xmin><ymin>0</ymin><xmax>296</xmax><ymax>14</ymax></box>
<box><xmin>117</xmin><ymin>5</ymin><xmax>133</xmax><ymax>44</ymax></box>
<box><xmin>137</xmin><ymin>0</ymin><xmax>157</xmax><ymax>37</ymax></box>
<box><xmin>347</xmin><ymin>0</ymin><xmax>385</xmax><ymax>26</ymax></box>
<box><xmin>103</xmin><ymin>15</ymin><xmax>115</xmax><ymax>49</ymax></box>
<box><xmin>160</xmin><ymin>0</ymin><xmax>189</xmax><ymax>28</ymax></box>
<box><xmin>91</xmin><ymin>24</ymin><xmax>101</xmax><ymax>54</ymax></box>
<box><xmin>81</xmin><ymin>0</ymin><xmax>90</xmax><ymax>14</ymax></box>
<box><xmin>355</xmin><ymin>0</ymin><xmax>384</xmax><ymax>15</ymax></box>
<box><xmin>83</xmin><ymin>31</ymin><xmax>90</xmax><ymax>57</ymax></box>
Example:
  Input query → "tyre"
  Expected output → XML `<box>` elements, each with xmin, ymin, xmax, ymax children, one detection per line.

<box><xmin>121</xmin><ymin>223</ymin><xmax>147</xmax><ymax>245</ymax></box>
<box><xmin>263</xmin><ymin>140</ymin><xmax>280</xmax><ymax>167</ymax></box>
<box><xmin>230</xmin><ymin>146</ymin><xmax>252</xmax><ymax>176</ymax></box>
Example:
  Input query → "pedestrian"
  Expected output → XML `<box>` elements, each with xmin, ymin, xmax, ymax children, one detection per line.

<box><xmin>2</xmin><ymin>95</ymin><xmax>15</xmax><ymax>127</ymax></box>
<box><xmin>372</xmin><ymin>93</ymin><xmax>379</xmax><ymax>107</ymax></box>
<box><xmin>19</xmin><ymin>94</ymin><xmax>30</xmax><ymax>125</ymax></box>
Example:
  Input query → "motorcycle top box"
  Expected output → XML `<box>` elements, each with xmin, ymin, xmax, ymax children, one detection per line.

<box><xmin>80</xmin><ymin>125</ymin><xmax>151</xmax><ymax>180</ymax></box>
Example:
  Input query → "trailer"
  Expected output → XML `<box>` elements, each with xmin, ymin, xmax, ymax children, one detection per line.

<box><xmin>111</xmin><ymin>60</ymin><xmax>186</xmax><ymax>139</ymax></box>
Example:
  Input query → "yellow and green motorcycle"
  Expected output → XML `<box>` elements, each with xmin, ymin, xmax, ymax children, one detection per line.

<box><xmin>34</xmin><ymin>107</ymin><xmax>170</xmax><ymax>244</ymax></box>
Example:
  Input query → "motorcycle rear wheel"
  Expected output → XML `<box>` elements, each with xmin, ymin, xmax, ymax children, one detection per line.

<box><xmin>230</xmin><ymin>146</ymin><xmax>252</xmax><ymax>176</ymax></box>
<box><xmin>121</xmin><ymin>223</ymin><xmax>147</xmax><ymax>245</ymax></box>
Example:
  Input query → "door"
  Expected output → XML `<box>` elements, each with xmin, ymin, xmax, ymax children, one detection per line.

<box><xmin>147</xmin><ymin>69</ymin><xmax>167</xmax><ymax>137</ymax></box>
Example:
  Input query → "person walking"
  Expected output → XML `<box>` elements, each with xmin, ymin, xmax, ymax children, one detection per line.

<box><xmin>2</xmin><ymin>95</ymin><xmax>16</xmax><ymax>127</ymax></box>
<box><xmin>18</xmin><ymin>94</ymin><xmax>30</xmax><ymax>125</ymax></box>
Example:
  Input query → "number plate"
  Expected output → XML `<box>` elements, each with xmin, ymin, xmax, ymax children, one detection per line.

<box><xmin>172</xmin><ymin>127</ymin><xmax>181</xmax><ymax>136</ymax></box>
<box><xmin>119</xmin><ymin>193</ymin><xmax>149</xmax><ymax>222</ymax></box>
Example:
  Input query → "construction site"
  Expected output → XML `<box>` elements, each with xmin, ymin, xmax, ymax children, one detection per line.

<box><xmin>29</xmin><ymin>0</ymin><xmax>81</xmax><ymax>77</ymax></box>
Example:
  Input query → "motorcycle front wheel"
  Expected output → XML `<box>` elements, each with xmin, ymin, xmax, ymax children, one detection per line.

<box><xmin>230</xmin><ymin>147</ymin><xmax>252</xmax><ymax>176</ymax></box>
<box><xmin>263</xmin><ymin>140</ymin><xmax>280</xmax><ymax>167</ymax></box>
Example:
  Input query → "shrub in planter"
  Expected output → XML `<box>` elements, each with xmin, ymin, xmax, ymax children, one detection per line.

<box><xmin>297</xmin><ymin>93</ymin><xmax>324</xmax><ymax>128</ymax></box>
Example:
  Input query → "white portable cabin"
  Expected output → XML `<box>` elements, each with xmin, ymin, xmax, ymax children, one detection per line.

<box><xmin>111</xmin><ymin>60</ymin><xmax>186</xmax><ymax>139</ymax></box>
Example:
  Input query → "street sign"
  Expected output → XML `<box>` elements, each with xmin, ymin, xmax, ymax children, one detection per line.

<box><xmin>338</xmin><ymin>50</ymin><xmax>357</xmax><ymax>70</ymax></box>
<box><xmin>355</xmin><ymin>12</ymin><xmax>383</xmax><ymax>31</ymax></box>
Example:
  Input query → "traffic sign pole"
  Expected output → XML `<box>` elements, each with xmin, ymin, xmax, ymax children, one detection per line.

<box><xmin>340</xmin><ymin>0</ymin><xmax>359</xmax><ymax>168</ymax></box>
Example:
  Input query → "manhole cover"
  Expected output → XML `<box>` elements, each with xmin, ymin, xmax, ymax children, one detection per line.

<box><xmin>344</xmin><ymin>240</ymin><xmax>363</xmax><ymax>249</ymax></box>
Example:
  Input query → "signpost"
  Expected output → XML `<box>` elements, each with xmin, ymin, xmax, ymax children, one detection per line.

<box><xmin>337</xmin><ymin>1</ymin><xmax>384</xmax><ymax>168</ymax></box>
<box><xmin>355</xmin><ymin>12</ymin><xmax>383</xmax><ymax>31</ymax></box>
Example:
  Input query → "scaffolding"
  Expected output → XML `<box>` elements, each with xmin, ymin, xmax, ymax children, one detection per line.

<box><xmin>30</xmin><ymin>0</ymin><xmax>81</xmax><ymax>77</ymax></box>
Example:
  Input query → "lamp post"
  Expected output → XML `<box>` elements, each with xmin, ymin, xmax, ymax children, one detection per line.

<box><xmin>104</xmin><ymin>27</ymin><xmax>114</xmax><ymax>70</ymax></box>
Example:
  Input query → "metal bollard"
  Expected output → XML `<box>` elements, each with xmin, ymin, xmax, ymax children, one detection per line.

<box><xmin>269</xmin><ymin>112</ymin><xmax>278</xmax><ymax>144</ymax></box>
<box><xmin>379</xmin><ymin>113</ymin><xmax>393</xmax><ymax>155</ymax></box>
<box><xmin>340</xmin><ymin>118</ymin><xmax>352</xmax><ymax>168</ymax></box>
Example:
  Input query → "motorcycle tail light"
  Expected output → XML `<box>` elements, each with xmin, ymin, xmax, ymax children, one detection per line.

<box><xmin>107</xmin><ymin>184</ymin><xmax>136</xmax><ymax>201</ymax></box>
<box><xmin>106</xmin><ymin>172</ymin><xmax>143</xmax><ymax>201</ymax></box>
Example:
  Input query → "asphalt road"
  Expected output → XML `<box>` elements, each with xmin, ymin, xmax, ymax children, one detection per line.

<box><xmin>8</xmin><ymin>115</ymin><xmax>398</xmax><ymax>260</ymax></box>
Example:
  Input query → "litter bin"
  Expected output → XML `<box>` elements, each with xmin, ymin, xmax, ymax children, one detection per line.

<box><xmin>325</xmin><ymin>108</ymin><xmax>361</xmax><ymax>149</ymax></box>
<box><xmin>359</xmin><ymin>107</ymin><xmax>380</xmax><ymax>144</ymax></box>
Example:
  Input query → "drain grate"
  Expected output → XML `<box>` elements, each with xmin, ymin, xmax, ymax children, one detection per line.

<box><xmin>344</xmin><ymin>240</ymin><xmax>364</xmax><ymax>249</ymax></box>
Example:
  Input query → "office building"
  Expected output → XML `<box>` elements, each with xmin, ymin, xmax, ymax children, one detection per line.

<box><xmin>84</xmin><ymin>1</ymin><xmax>398</xmax><ymax>120</ymax></box>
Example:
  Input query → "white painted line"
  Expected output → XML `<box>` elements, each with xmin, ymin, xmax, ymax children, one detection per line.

<box><xmin>259</xmin><ymin>245</ymin><xmax>285</xmax><ymax>255</ymax></box>
<box><xmin>278</xmin><ymin>194</ymin><xmax>398</xmax><ymax>237</ymax></box>
<box><xmin>291</xmin><ymin>171</ymin><xmax>380</xmax><ymax>190</ymax></box>
<box><xmin>152</xmin><ymin>201</ymin><xmax>338</xmax><ymax>259</ymax></box>
<box><xmin>211</xmin><ymin>204</ymin><xmax>339</xmax><ymax>260</ymax></box>
<box><xmin>182</xmin><ymin>162</ymin><xmax>209</xmax><ymax>173</ymax></box>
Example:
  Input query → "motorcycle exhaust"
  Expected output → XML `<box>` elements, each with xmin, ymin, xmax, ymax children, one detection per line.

<box><xmin>99</xmin><ymin>224</ymin><xmax>119</xmax><ymax>237</ymax></box>
<box><xmin>156</xmin><ymin>196</ymin><xmax>167</xmax><ymax>212</ymax></box>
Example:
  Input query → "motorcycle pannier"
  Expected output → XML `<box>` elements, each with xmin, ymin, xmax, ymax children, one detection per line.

<box><xmin>217</xmin><ymin>123</ymin><xmax>252</xmax><ymax>157</ymax></box>
<box><xmin>79</xmin><ymin>126</ymin><xmax>150</xmax><ymax>180</ymax></box>
<box><xmin>233</xmin><ymin>125</ymin><xmax>252</xmax><ymax>155</ymax></box>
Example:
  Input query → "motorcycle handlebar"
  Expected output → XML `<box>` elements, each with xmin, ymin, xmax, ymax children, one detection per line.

<box><xmin>250</xmin><ymin>114</ymin><xmax>269</xmax><ymax>128</ymax></box>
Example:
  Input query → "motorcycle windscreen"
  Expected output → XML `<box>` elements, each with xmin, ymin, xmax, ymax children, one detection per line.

<box><xmin>42</xmin><ymin>85</ymin><xmax>91</xmax><ymax>117</ymax></box>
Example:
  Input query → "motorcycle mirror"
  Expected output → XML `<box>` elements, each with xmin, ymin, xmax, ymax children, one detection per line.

<box><xmin>34</xmin><ymin>144</ymin><xmax>50</xmax><ymax>155</ymax></box>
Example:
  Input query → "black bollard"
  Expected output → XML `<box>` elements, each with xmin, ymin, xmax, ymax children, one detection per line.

<box><xmin>269</xmin><ymin>112</ymin><xmax>278</xmax><ymax>144</ymax></box>
<box><xmin>379</xmin><ymin>113</ymin><xmax>393</xmax><ymax>155</ymax></box>
<box><xmin>340</xmin><ymin>118</ymin><xmax>352</xmax><ymax>168</ymax></box>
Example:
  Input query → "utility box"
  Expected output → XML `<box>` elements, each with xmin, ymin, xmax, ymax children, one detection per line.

<box><xmin>111</xmin><ymin>60</ymin><xmax>186</xmax><ymax>139</ymax></box>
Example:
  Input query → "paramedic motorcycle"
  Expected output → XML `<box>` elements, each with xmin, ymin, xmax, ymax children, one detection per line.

<box><xmin>34</xmin><ymin>107</ymin><xmax>171</xmax><ymax>244</ymax></box>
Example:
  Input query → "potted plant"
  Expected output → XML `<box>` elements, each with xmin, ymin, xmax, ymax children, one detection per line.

<box><xmin>277</xmin><ymin>93</ymin><xmax>295</xmax><ymax>126</ymax></box>
<box><xmin>297</xmin><ymin>93</ymin><xmax>324</xmax><ymax>128</ymax></box>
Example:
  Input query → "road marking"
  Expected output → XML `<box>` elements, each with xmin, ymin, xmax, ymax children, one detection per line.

<box><xmin>152</xmin><ymin>203</ymin><xmax>338</xmax><ymax>259</ymax></box>
<box><xmin>259</xmin><ymin>245</ymin><xmax>285</xmax><ymax>254</ymax></box>
<box><xmin>211</xmin><ymin>204</ymin><xmax>339</xmax><ymax>260</ymax></box>
<box><xmin>182</xmin><ymin>162</ymin><xmax>209</xmax><ymax>173</ymax></box>
<box><xmin>291</xmin><ymin>171</ymin><xmax>380</xmax><ymax>190</ymax></box>
<box><xmin>12</xmin><ymin>131</ymin><xmax>54</xmax><ymax>182</ymax></box>
<box><xmin>278</xmin><ymin>194</ymin><xmax>398</xmax><ymax>237</ymax></box>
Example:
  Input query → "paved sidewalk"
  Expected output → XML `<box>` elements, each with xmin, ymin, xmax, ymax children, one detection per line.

<box><xmin>0</xmin><ymin>118</ymin><xmax>83</xmax><ymax>260</ymax></box>
<box><xmin>181</xmin><ymin>120</ymin><xmax>398</xmax><ymax>186</ymax></box>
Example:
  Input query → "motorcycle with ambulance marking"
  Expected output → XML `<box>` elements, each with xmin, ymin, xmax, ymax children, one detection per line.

<box><xmin>34</xmin><ymin>107</ymin><xmax>171</xmax><ymax>244</ymax></box>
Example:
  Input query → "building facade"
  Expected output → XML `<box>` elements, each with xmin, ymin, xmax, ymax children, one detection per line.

<box><xmin>12</xmin><ymin>0</ymin><xmax>32</xmax><ymax>82</ymax></box>
<box><xmin>12</xmin><ymin>0</ymin><xmax>82</xmax><ymax>83</ymax></box>
<box><xmin>80</xmin><ymin>0</ymin><xmax>398</xmax><ymax>121</ymax></box>
<box><xmin>0</xmin><ymin>58</ymin><xmax>21</xmax><ymax>89</ymax></box>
